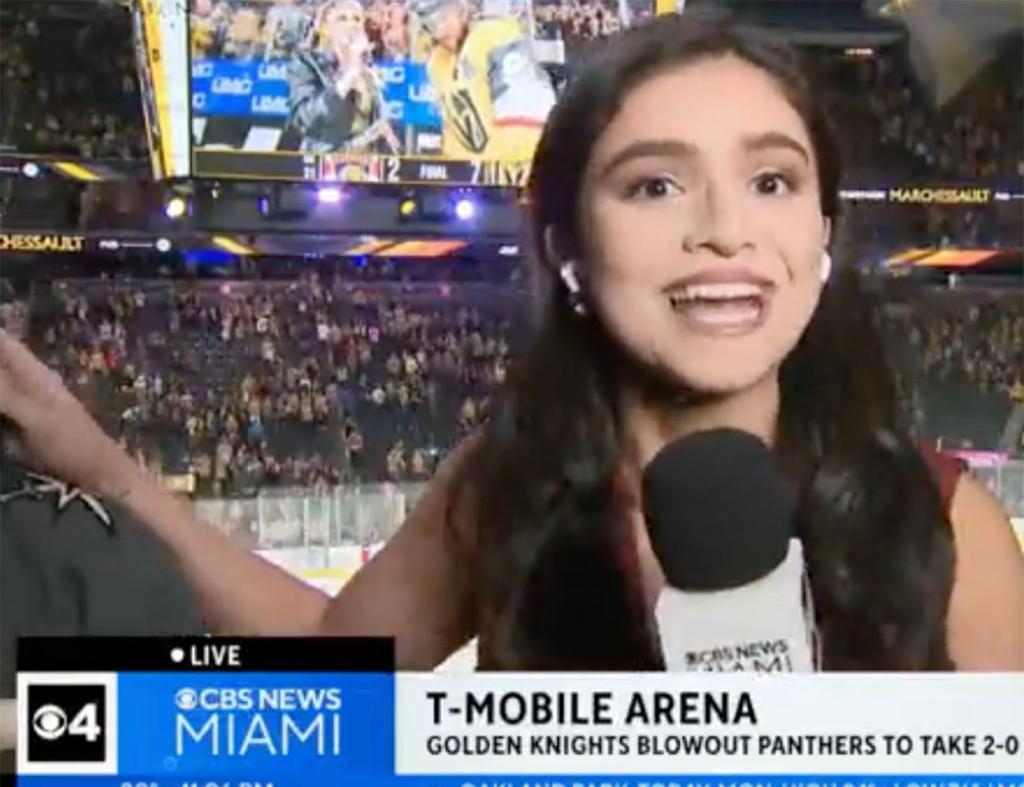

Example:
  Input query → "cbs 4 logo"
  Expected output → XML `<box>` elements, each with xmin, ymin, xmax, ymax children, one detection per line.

<box><xmin>27</xmin><ymin>684</ymin><xmax>107</xmax><ymax>763</ymax></box>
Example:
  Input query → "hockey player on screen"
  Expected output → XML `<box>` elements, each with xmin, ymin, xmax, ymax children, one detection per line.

<box><xmin>412</xmin><ymin>0</ymin><xmax>555</xmax><ymax>161</ymax></box>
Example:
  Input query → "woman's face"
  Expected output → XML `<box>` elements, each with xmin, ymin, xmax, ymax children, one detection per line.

<box><xmin>327</xmin><ymin>2</ymin><xmax>366</xmax><ymax>46</ymax></box>
<box><xmin>382</xmin><ymin>5</ymin><xmax>408</xmax><ymax>52</ymax></box>
<box><xmin>579</xmin><ymin>54</ymin><xmax>831</xmax><ymax>395</ymax></box>
<box><xmin>425</xmin><ymin>4</ymin><xmax>469</xmax><ymax>52</ymax></box>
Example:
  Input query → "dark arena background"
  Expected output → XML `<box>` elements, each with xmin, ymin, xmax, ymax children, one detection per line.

<box><xmin>0</xmin><ymin>0</ymin><xmax>1021</xmax><ymax>670</ymax></box>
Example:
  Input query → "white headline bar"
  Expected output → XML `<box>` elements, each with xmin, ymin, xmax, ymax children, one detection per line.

<box><xmin>396</xmin><ymin>674</ymin><xmax>1022</xmax><ymax>775</ymax></box>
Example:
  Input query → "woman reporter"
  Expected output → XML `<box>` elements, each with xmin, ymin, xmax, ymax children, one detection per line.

<box><xmin>1</xmin><ymin>13</ymin><xmax>1021</xmax><ymax>671</ymax></box>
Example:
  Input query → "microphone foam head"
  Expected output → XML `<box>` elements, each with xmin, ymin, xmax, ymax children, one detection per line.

<box><xmin>641</xmin><ymin>428</ymin><xmax>795</xmax><ymax>591</ymax></box>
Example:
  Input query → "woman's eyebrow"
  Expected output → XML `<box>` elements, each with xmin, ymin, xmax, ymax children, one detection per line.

<box><xmin>598</xmin><ymin>138</ymin><xmax>698</xmax><ymax>178</ymax></box>
<box><xmin>597</xmin><ymin>131</ymin><xmax>809</xmax><ymax>178</ymax></box>
<box><xmin>741</xmin><ymin>131</ymin><xmax>810</xmax><ymax>163</ymax></box>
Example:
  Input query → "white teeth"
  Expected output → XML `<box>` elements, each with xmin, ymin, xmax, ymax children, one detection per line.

<box><xmin>688</xmin><ymin>304</ymin><xmax>760</xmax><ymax>324</ymax></box>
<box><xmin>670</xmin><ymin>283</ymin><xmax>764</xmax><ymax>303</ymax></box>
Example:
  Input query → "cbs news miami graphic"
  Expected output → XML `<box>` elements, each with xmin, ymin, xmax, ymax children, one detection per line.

<box><xmin>16</xmin><ymin>638</ymin><xmax>1022</xmax><ymax>787</ymax></box>
<box><xmin>16</xmin><ymin>638</ymin><xmax>393</xmax><ymax>781</ymax></box>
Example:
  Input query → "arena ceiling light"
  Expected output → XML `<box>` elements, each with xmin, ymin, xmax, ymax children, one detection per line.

<box><xmin>20</xmin><ymin>162</ymin><xmax>40</xmax><ymax>178</ymax></box>
<box><xmin>164</xmin><ymin>196</ymin><xmax>188</xmax><ymax>220</ymax></box>
<box><xmin>317</xmin><ymin>186</ymin><xmax>343</xmax><ymax>205</ymax></box>
<box><xmin>454</xmin><ymin>197</ymin><xmax>477</xmax><ymax>221</ymax></box>
<box><xmin>398</xmin><ymin>196</ymin><xmax>418</xmax><ymax>219</ymax></box>
<box><xmin>398</xmin><ymin>191</ymin><xmax>450</xmax><ymax>222</ymax></box>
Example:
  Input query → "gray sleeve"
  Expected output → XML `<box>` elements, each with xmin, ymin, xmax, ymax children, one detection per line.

<box><xmin>72</xmin><ymin>498</ymin><xmax>207</xmax><ymax>637</ymax></box>
<box><xmin>1</xmin><ymin>483</ymin><xmax>206</xmax><ymax>698</ymax></box>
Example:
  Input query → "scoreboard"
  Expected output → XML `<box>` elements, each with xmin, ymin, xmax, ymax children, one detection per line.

<box><xmin>192</xmin><ymin>150</ymin><xmax>532</xmax><ymax>187</ymax></box>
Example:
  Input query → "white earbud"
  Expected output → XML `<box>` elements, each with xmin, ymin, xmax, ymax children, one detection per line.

<box><xmin>559</xmin><ymin>261</ymin><xmax>581</xmax><ymax>295</ymax></box>
<box><xmin>559</xmin><ymin>261</ymin><xmax>587</xmax><ymax>315</ymax></box>
<box><xmin>820</xmin><ymin>250</ymin><xmax>832</xmax><ymax>284</ymax></box>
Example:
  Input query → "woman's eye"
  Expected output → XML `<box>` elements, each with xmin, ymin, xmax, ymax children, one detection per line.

<box><xmin>752</xmin><ymin>172</ymin><xmax>794</xmax><ymax>196</ymax></box>
<box><xmin>625</xmin><ymin>176</ymin><xmax>682</xmax><ymax>200</ymax></box>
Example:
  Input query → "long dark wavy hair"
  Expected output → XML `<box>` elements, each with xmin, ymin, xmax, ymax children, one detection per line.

<box><xmin>462</xmin><ymin>12</ymin><xmax>955</xmax><ymax>670</ymax></box>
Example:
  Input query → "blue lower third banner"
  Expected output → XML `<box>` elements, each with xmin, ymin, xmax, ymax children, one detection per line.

<box><xmin>16</xmin><ymin>637</ymin><xmax>393</xmax><ymax>783</ymax></box>
<box><xmin>13</xmin><ymin>638</ymin><xmax>1023</xmax><ymax>787</ymax></box>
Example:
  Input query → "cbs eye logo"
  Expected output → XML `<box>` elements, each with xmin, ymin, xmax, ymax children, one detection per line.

<box><xmin>33</xmin><ymin>702</ymin><xmax>101</xmax><ymax>741</ymax></box>
<box><xmin>27</xmin><ymin>684</ymin><xmax>106</xmax><ymax>763</ymax></box>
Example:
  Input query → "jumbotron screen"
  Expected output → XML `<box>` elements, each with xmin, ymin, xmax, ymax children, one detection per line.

<box><xmin>188</xmin><ymin>0</ymin><xmax>656</xmax><ymax>185</ymax></box>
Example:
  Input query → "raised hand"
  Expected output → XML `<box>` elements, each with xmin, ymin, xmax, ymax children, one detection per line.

<box><xmin>0</xmin><ymin>329</ymin><xmax>137</xmax><ymax>497</ymax></box>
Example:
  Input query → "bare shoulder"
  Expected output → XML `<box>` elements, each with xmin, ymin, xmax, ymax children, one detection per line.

<box><xmin>319</xmin><ymin>435</ymin><xmax>484</xmax><ymax>670</ymax></box>
<box><xmin>946</xmin><ymin>474</ymin><xmax>1024</xmax><ymax>671</ymax></box>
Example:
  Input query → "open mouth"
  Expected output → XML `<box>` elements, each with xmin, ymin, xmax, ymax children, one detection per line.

<box><xmin>666</xmin><ymin>282</ymin><xmax>772</xmax><ymax>336</ymax></box>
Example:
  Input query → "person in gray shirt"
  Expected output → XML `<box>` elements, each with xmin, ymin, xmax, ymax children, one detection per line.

<box><xmin>0</xmin><ymin>456</ymin><xmax>206</xmax><ymax>767</ymax></box>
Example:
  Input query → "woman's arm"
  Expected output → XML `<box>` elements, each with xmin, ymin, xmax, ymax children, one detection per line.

<box><xmin>1</xmin><ymin>330</ymin><xmax>330</xmax><ymax>635</ymax></box>
<box><xmin>946</xmin><ymin>475</ymin><xmax>1024</xmax><ymax>670</ymax></box>
<box><xmin>112</xmin><ymin>435</ymin><xmax>479</xmax><ymax>662</ymax></box>
<box><xmin>0</xmin><ymin>330</ymin><xmax>478</xmax><ymax>661</ymax></box>
<box><xmin>320</xmin><ymin>437</ymin><xmax>480</xmax><ymax>669</ymax></box>
<box><xmin>0</xmin><ymin>699</ymin><xmax>14</xmax><ymax>751</ymax></box>
<box><xmin>109</xmin><ymin>461</ymin><xmax>331</xmax><ymax>635</ymax></box>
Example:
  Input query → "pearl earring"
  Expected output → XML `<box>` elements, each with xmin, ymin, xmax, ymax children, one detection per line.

<box><xmin>820</xmin><ymin>251</ymin><xmax>832</xmax><ymax>284</ymax></box>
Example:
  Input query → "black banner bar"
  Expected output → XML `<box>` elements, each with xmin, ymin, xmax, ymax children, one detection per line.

<box><xmin>193</xmin><ymin>149</ymin><xmax>311</xmax><ymax>180</ymax></box>
<box><xmin>0</xmin><ymin>234</ymin><xmax>165</xmax><ymax>255</ymax></box>
<box><xmin>192</xmin><ymin>148</ymin><xmax>532</xmax><ymax>187</ymax></box>
<box><xmin>18</xmin><ymin>637</ymin><xmax>394</xmax><ymax>672</ymax></box>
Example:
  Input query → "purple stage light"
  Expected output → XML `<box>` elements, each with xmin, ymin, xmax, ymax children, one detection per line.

<box><xmin>317</xmin><ymin>186</ymin><xmax>343</xmax><ymax>204</ymax></box>
<box><xmin>454</xmin><ymin>198</ymin><xmax>476</xmax><ymax>221</ymax></box>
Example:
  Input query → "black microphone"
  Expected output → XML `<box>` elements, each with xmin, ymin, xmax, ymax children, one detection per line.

<box><xmin>642</xmin><ymin>429</ymin><xmax>815</xmax><ymax>671</ymax></box>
